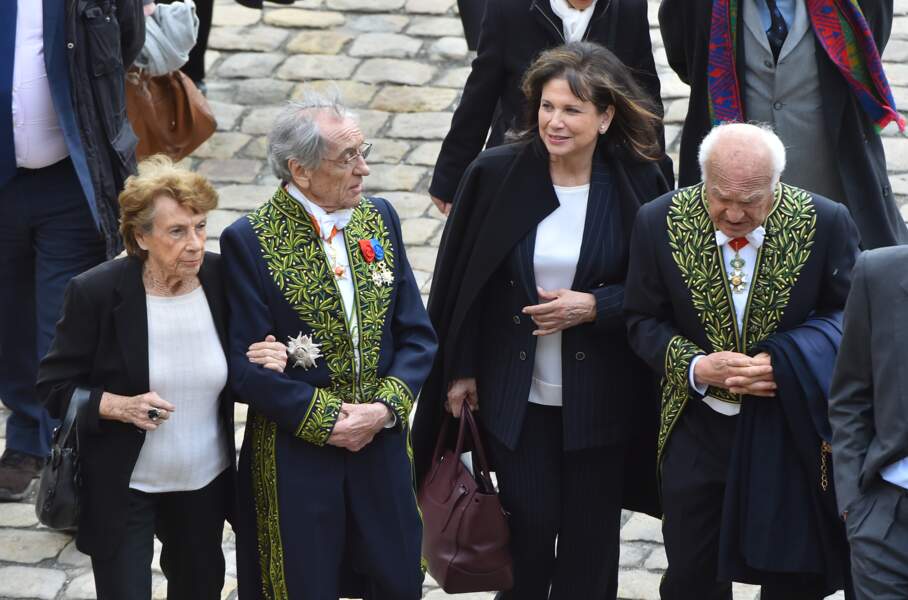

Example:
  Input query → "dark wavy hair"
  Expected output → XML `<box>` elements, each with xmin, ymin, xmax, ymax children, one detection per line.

<box><xmin>515</xmin><ymin>41</ymin><xmax>662</xmax><ymax>162</ymax></box>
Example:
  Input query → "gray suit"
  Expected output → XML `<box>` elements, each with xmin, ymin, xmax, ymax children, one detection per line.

<box><xmin>829</xmin><ymin>246</ymin><xmax>908</xmax><ymax>599</ymax></box>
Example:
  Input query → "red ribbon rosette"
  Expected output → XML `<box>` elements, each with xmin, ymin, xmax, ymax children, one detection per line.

<box><xmin>358</xmin><ymin>239</ymin><xmax>376</xmax><ymax>262</ymax></box>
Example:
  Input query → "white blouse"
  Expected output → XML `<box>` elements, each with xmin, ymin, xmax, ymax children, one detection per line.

<box><xmin>528</xmin><ymin>183</ymin><xmax>589</xmax><ymax>406</ymax></box>
<box><xmin>130</xmin><ymin>286</ymin><xmax>229</xmax><ymax>493</ymax></box>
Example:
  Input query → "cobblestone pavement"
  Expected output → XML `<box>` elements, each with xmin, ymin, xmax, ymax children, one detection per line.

<box><xmin>2</xmin><ymin>0</ymin><xmax>907</xmax><ymax>597</ymax></box>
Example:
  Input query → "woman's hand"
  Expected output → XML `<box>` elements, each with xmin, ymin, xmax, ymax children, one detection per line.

<box><xmin>522</xmin><ymin>288</ymin><xmax>596</xmax><ymax>336</ymax></box>
<box><xmin>445</xmin><ymin>378</ymin><xmax>478</xmax><ymax>415</ymax></box>
<box><xmin>247</xmin><ymin>335</ymin><xmax>289</xmax><ymax>373</ymax></box>
<box><xmin>99</xmin><ymin>391</ymin><xmax>175</xmax><ymax>431</ymax></box>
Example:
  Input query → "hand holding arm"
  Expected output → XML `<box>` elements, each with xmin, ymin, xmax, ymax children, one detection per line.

<box><xmin>246</xmin><ymin>334</ymin><xmax>288</xmax><ymax>373</ymax></box>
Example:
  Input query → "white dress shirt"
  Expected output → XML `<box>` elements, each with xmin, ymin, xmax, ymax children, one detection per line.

<box><xmin>13</xmin><ymin>0</ymin><xmax>69</xmax><ymax>169</ymax></box>
<box><xmin>549</xmin><ymin>0</ymin><xmax>598</xmax><ymax>42</ymax></box>
<box><xmin>287</xmin><ymin>185</ymin><xmax>396</xmax><ymax>426</ymax></box>
<box><xmin>689</xmin><ymin>226</ymin><xmax>765</xmax><ymax>416</ymax></box>
<box><xmin>881</xmin><ymin>457</ymin><xmax>908</xmax><ymax>490</ymax></box>
<box><xmin>528</xmin><ymin>183</ymin><xmax>589</xmax><ymax>406</ymax></box>
<box><xmin>130</xmin><ymin>287</ymin><xmax>230</xmax><ymax>493</ymax></box>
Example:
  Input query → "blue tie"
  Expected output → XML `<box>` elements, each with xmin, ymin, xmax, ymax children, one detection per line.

<box><xmin>0</xmin><ymin>0</ymin><xmax>17</xmax><ymax>186</ymax></box>
<box><xmin>764</xmin><ymin>0</ymin><xmax>788</xmax><ymax>63</ymax></box>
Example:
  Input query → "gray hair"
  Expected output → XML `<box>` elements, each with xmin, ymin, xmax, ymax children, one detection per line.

<box><xmin>697</xmin><ymin>122</ymin><xmax>787</xmax><ymax>184</ymax></box>
<box><xmin>267</xmin><ymin>90</ymin><xmax>355</xmax><ymax>182</ymax></box>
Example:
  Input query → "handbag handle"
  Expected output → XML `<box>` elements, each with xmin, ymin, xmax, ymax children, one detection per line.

<box><xmin>458</xmin><ymin>405</ymin><xmax>497</xmax><ymax>494</ymax></box>
<box><xmin>54</xmin><ymin>388</ymin><xmax>91</xmax><ymax>448</ymax></box>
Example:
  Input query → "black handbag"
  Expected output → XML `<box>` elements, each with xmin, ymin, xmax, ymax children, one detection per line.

<box><xmin>35</xmin><ymin>388</ymin><xmax>90</xmax><ymax>530</ymax></box>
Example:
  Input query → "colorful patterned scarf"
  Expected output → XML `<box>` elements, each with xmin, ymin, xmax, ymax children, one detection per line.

<box><xmin>707</xmin><ymin>0</ymin><xmax>906</xmax><ymax>132</ymax></box>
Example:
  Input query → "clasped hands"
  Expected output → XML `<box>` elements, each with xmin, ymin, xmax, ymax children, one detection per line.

<box><xmin>693</xmin><ymin>351</ymin><xmax>776</xmax><ymax>397</ymax></box>
<box><xmin>327</xmin><ymin>402</ymin><xmax>392</xmax><ymax>452</ymax></box>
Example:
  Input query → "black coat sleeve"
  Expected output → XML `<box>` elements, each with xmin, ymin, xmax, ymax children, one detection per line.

<box><xmin>428</xmin><ymin>0</ymin><xmax>508</xmax><ymax>203</ymax></box>
<box><xmin>624</xmin><ymin>202</ymin><xmax>703</xmax><ymax>376</ymax></box>
<box><xmin>36</xmin><ymin>279</ymin><xmax>106</xmax><ymax>435</ymax></box>
<box><xmin>658</xmin><ymin>0</ymin><xmax>695</xmax><ymax>85</ymax></box>
<box><xmin>117</xmin><ymin>0</ymin><xmax>146</xmax><ymax>68</ymax></box>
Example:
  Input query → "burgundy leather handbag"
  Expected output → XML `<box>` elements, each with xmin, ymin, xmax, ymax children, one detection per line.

<box><xmin>418</xmin><ymin>405</ymin><xmax>513</xmax><ymax>593</ymax></box>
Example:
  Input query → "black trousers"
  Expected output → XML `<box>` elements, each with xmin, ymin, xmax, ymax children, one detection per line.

<box><xmin>486</xmin><ymin>404</ymin><xmax>625</xmax><ymax>600</ymax></box>
<box><xmin>91</xmin><ymin>469</ymin><xmax>229</xmax><ymax>600</ymax></box>
<box><xmin>660</xmin><ymin>411</ymin><xmax>828</xmax><ymax>600</ymax></box>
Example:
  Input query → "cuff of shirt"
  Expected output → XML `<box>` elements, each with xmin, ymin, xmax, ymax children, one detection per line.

<box><xmin>688</xmin><ymin>355</ymin><xmax>709</xmax><ymax>396</ymax></box>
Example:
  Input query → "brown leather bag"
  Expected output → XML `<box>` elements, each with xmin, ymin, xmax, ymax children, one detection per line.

<box><xmin>125</xmin><ymin>68</ymin><xmax>216</xmax><ymax>161</ymax></box>
<box><xmin>418</xmin><ymin>405</ymin><xmax>513</xmax><ymax>593</ymax></box>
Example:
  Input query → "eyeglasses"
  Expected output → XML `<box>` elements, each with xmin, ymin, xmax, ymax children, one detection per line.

<box><xmin>324</xmin><ymin>142</ymin><xmax>372</xmax><ymax>166</ymax></box>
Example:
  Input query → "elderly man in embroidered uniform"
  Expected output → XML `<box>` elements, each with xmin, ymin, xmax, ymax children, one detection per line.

<box><xmin>659</xmin><ymin>0</ymin><xmax>906</xmax><ymax>249</ymax></box>
<box><xmin>221</xmin><ymin>93</ymin><xmax>437</xmax><ymax>600</ymax></box>
<box><xmin>624</xmin><ymin>122</ymin><xmax>860</xmax><ymax>600</ymax></box>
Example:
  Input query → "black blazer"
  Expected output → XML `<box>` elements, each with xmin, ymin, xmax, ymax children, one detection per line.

<box><xmin>429</xmin><ymin>0</ymin><xmax>666</xmax><ymax>203</ymax></box>
<box><xmin>658</xmin><ymin>0</ymin><xmax>907</xmax><ymax>249</ymax></box>
<box><xmin>414</xmin><ymin>140</ymin><xmax>669</xmax><ymax>513</ymax></box>
<box><xmin>36</xmin><ymin>253</ymin><xmax>235</xmax><ymax>560</ymax></box>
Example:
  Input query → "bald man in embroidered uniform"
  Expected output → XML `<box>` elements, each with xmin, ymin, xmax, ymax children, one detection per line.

<box><xmin>624</xmin><ymin>123</ymin><xmax>860</xmax><ymax>600</ymax></box>
<box><xmin>221</xmin><ymin>93</ymin><xmax>437</xmax><ymax>600</ymax></box>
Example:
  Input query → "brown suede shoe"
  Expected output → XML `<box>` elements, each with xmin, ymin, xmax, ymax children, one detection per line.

<box><xmin>0</xmin><ymin>449</ymin><xmax>43</xmax><ymax>501</ymax></box>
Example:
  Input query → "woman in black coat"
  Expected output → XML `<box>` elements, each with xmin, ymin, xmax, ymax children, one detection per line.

<box><xmin>430</xmin><ymin>0</ymin><xmax>669</xmax><ymax>215</ymax></box>
<box><xmin>36</xmin><ymin>157</ymin><xmax>287</xmax><ymax>600</ymax></box>
<box><xmin>413</xmin><ymin>43</ymin><xmax>669</xmax><ymax>599</ymax></box>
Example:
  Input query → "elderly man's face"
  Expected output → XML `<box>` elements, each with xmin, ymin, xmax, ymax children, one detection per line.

<box><xmin>296</xmin><ymin>115</ymin><xmax>370</xmax><ymax>213</ymax></box>
<box><xmin>704</xmin><ymin>146</ymin><xmax>776</xmax><ymax>239</ymax></box>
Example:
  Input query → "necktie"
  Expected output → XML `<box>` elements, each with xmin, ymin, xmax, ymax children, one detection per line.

<box><xmin>0</xmin><ymin>0</ymin><xmax>18</xmax><ymax>186</ymax></box>
<box><xmin>764</xmin><ymin>0</ymin><xmax>789</xmax><ymax>62</ymax></box>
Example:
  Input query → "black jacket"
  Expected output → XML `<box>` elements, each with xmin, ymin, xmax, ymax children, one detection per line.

<box><xmin>66</xmin><ymin>0</ymin><xmax>145</xmax><ymax>257</ymax></box>
<box><xmin>429</xmin><ymin>0</ymin><xmax>666</xmax><ymax>203</ymax></box>
<box><xmin>413</xmin><ymin>139</ymin><xmax>669</xmax><ymax>514</ymax></box>
<box><xmin>658</xmin><ymin>0</ymin><xmax>907</xmax><ymax>249</ymax></box>
<box><xmin>36</xmin><ymin>254</ymin><xmax>235</xmax><ymax>559</ymax></box>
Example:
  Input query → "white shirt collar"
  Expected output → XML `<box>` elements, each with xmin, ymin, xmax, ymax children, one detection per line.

<box><xmin>714</xmin><ymin>226</ymin><xmax>766</xmax><ymax>250</ymax></box>
<box><xmin>549</xmin><ymin>0</ymin><xmax>598</xmax><ymax>42</ymax></box>
<box><xmin>286</xmin><ymin>183</ymin><xmax>354</xmax><ymax>240</ymax></box>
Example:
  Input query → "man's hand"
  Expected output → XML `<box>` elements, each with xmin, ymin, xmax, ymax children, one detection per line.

<box><xmin>693</xmin><ymin>351</ymin><xmax>776</xmax><ymax>397</ymax></box>
<box><xmin>523</xmin><ymin>288</ymin><xmax>596</xmax><ymax>336</ymax></box>
<box><xmin>326</xmin><ymin>403</ymin><xmax>390</xmax><ymax>452</ymax></box>
<box><xmin>725</xmin><ymin>352</ymin><xmax>776</xmax><ymax>397</ymax></box>
<box><xmin>446</xmin><ymin>378</ymin><xmax>478</xmax><ymax>415</ymax></box>
<box><xmin>431</xmin><ymin>195</ymin><xmax>451</xmax><ymax>216</ymax></box>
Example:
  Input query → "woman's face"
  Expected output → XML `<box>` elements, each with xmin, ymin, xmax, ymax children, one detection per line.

<box><xmin>136</xmin><ymin>195</ymin><xmax>207</xmax><ymax>279</ymax></box>
<box><xmin>538</xmin><ymin>78</ymin><xmax>614</xmax><ymax>162</ymax></box>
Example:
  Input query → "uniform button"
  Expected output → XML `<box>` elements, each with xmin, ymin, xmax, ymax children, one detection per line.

<box><xmin>512</xmin><ymin>315</ymin><xmax>521</xmax><ymax>325</ymax></box>
<box><xmin>508</xmin><ymin>280</ymin><xmax>516</xmax><ymax>287</ymax></box>
<box><xmin>773</xmin><ymin>101</ymin><xmax>784</xmax><ymax>110</ymax></box>
<box><xmin>575</xmin><ymin>352</ymin><xmax>586</xmax><ymax>361</ymax></box>
<box><xmin>764</xmin><ymin>59</ymin><xmax>773</xmax><ymax>68</ymax></box>
<box><xmin>519</xmin><ymin>351</ymin><xmax>527</xmax><ymax>361</ymax></box>
<box><xmin>67</xmin><ymin>42</ymin><xmax>74</xmax><ymax>49</ymax></box>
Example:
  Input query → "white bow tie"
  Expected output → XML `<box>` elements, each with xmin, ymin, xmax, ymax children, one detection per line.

<box><xmin>286</xmin><ymin>184</ymin><xmax>353</xmax><ymax>240</ymax></box>
<box><xmin>714</xmin><ymin>226</ymin><xmax>766</xmax><ymax>250</ymax></box>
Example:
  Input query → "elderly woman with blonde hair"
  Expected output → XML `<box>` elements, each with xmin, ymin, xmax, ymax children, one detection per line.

<box><xmin>37</xmin><ymin>156</ymin><xmax>288</xmax><ymax>600</ymax></box>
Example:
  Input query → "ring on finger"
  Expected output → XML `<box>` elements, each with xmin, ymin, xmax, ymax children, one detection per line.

<box><xmin>148</xmin><ymin>408</ymin><xmax>160</xmax><ymax>421</ymax></box>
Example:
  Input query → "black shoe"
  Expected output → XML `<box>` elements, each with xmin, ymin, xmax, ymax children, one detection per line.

<box><xmin>0</xmin><ymin>449</ymin><xmax>43</xmax><ymax>501</ymax></box>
